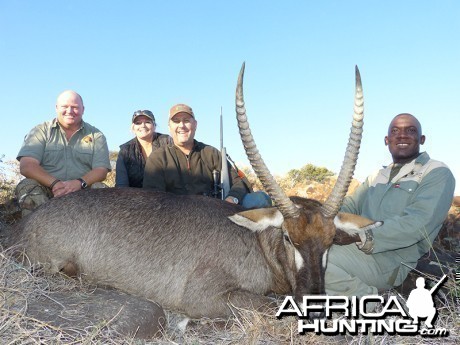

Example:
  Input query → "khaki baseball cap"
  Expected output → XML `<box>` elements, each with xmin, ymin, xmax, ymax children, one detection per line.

<box><xmin>169</xmin><ymin>104</ymin><xmax>194</xmax><ymax>120</ymax></box>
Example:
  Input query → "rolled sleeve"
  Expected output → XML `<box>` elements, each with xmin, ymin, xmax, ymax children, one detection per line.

<box><xmin>17</xmin><ymin>125</ymin><xmax>48</xmax><ymax>162</ymax></box>
<box><xmin>91</xmin><ymin>132</ymin><xmax>111</xmax><ymax>171</ymax></box>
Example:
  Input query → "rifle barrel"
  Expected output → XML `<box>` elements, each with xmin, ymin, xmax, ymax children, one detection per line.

<box><xmin>429</xmin><ymin>274</ymin><xmax>448</xmax><ymax>294</ymax></box>
<box><xmin>220</xmin><ymin>107</ymin><xmax>223</xmax><ymax>151</ymax></box>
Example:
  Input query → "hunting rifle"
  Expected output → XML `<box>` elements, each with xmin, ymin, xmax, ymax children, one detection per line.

<box><xmin>211</xmin><ymin>107</ymin><xmax>231</xmax><ymax>199</ymax></box>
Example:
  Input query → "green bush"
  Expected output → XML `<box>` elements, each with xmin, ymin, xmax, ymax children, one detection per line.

<box><xmin>287</xmin><ymin>163</ymin><xmax>334</xmax><ymax>184</ymax></box>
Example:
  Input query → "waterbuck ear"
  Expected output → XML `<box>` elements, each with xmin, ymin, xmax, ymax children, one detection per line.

<box><xmin>228</xmin><ymin>207</ymin><xmax>284</xmax><ymax>232</ymax></box>
<box><xmin>334</xmin><ymin>212</ymin><xmax>383</xmax><ymax>235</ymax></box>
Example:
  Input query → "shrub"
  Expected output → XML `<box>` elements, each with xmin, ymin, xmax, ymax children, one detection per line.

<box><xmin>286</xmin><ymin>163</ymin><xmax>334</xmax><ymax>184</ymax></box>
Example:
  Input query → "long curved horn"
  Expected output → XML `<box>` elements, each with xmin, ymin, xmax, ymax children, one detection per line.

<box><xmin>320</xmin><ymin>66</ymin><xmax>364</xmax><ymax>218</ymax></box>
<box><xmin>235</xmin><ymin>62</ymin><xmax>300</xmax><ymax>219</ymax></box>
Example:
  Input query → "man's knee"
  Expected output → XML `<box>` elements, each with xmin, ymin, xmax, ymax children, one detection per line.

<box><xmin>15</xmin><ymin>179</ymin><xmax>52</xmax><ymax>214</ymax></box>
<box><xmin>326</xmin><ymin>245</ymin><xmax>381</xmax><ymax>298</ymax></box>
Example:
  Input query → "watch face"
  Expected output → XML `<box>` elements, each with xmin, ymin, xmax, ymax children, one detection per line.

<box><xmin>78</xmin><ymin>178</ymin><xmax>88</xmax><ymax>189</ymax></box>
<box><xmin>233</xmin><ymin>197</ymin><xmax>239</xmax><ymax>204</ymax></box>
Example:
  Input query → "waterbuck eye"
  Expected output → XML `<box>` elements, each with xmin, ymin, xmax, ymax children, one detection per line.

<box><xmin>283</xmin><ymin>233</ymin><xmax>292</xmax><ymax>244</ymax></box>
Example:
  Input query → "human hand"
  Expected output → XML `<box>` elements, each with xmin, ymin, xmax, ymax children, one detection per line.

<box><xmin>333</xmin><ymin>229</ymin><xmax>361</xmax><ymax>245</ymax></box>
<box><xmin>225</xmin><ymin>196</ymin><xmax>239</xmax><ymax>204</ymax></box>
<box><xmin>52</xmin><ymin>180</ymin><xmax>82</xmax><ymax>197</ymax></box>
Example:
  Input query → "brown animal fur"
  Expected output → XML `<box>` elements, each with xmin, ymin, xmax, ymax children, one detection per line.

<box><xmin>4</xmin><ymin>188</ymin><xmax>377</xmax><ymax>318</ymax></box>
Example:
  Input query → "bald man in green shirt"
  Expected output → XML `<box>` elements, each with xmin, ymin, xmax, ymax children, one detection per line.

<box><xmin>15</xmin><ymin>90</ymin><xmax>111</xmax><ymax>216</ymax></box>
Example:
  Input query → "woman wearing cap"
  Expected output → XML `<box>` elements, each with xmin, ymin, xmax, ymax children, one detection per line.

<box><xmin>116</xmin><ymin>110</ymin><xmax>171</xmax><ymax>188</ymax></box>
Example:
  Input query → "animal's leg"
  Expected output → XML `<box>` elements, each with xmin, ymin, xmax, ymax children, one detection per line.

<box><xmin>181</xmin><ymin>266</ymin><xmax>276</xmax><ymax>318</ymax></box>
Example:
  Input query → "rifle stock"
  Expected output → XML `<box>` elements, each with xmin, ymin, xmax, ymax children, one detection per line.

<box><xmin>220</xmin><ymin>147</ymin><xmax>230</xmax><ymax>199</ymax></box>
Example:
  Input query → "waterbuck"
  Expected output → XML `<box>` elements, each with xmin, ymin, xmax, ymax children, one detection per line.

<box><xmin>4</xmin><ymin>65</ymin><xmax>379</xmax><ymax>319</ymax></box>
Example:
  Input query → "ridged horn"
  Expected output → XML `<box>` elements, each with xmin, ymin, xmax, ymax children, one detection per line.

<box><xmin>235</xmin><ymin>62</ymin><xmax>300</xmax><ymax>218</ymax></box>
<box><xmin>320</xmin><ymin>66</ymin><xmax>364</xmax><ymax>218</ymax></box>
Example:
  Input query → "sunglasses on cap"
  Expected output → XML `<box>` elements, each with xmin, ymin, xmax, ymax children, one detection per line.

<box><xmin>132</xmin><ymin>110</ymin><xmax>155</xmax><ymax>123</ymax></box>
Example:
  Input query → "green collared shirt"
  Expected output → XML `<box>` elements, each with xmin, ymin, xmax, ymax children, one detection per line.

<box><xmin>17</xmin><ymin>119</ymin><xmax>111</xmax><ymax>180</ymax></box>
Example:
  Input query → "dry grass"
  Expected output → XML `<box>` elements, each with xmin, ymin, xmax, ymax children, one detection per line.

<box><xmin>1</xmin><ymin>243</ymin><xmax>458</xmax><ymax>344</ymax></box>
<box><xmin>0</xmin><ymin>160</ymin><xmax>458</xmax><ymax>344</ymax></box>
<box><xmin>0</xmin><ymin>246</ymin><xmax>322</xmax><ymax>344</ymax></box>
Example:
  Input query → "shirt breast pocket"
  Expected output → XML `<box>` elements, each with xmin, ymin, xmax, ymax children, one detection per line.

<box><xmin>74</xmin><ymin>144</ymin><xmax>94</xmax><ymax>168</ymax></box>
<box><xmin>382</xmin><ymin>183</ymin><xmax>416</xmax><ymax>215</ymax></box>
<box><xmin>43</xmin><ymin>143</ymin><xmax>65</xmax><ymax>168</ymax></box>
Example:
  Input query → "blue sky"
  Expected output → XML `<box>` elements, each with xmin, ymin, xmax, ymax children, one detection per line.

<box><xmin>1</xmin><ymin>1</ymin><xmax>459</xmax><ymax>194</ymax></box>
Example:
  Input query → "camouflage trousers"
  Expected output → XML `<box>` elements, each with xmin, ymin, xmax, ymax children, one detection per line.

<box><xmin>15</xmin><ymin>178</ymin><xmax>107</xmax><ymax>217</ymax></box>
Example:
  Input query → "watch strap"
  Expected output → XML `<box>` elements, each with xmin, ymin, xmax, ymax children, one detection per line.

<box><xmin>77</xmin><ymin>178</ymin><xmax>88</xmax><ymax>189</ymax></box>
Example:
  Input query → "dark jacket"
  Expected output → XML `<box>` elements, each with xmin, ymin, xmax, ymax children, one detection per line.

<box><xmin>116</xmin><ymin>133</ymin><xmax>171</xmax><ymax>188</ymax></box>
<box><xmin>143</xmin><ymin>140</ymin><xmax>250</xmax><ymax>202</ymax></box>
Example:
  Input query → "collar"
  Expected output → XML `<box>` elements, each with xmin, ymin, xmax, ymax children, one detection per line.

<box><xmin>382</xmin><ymin>152</ymin><xmax>430</xmax><ymax>183</ymax></box>
<box><xmin>383</xmin><ymin>152</ymin><xmax>429</xmax><ymax>170</ymax></box>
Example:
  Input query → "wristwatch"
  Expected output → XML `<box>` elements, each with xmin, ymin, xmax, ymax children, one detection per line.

<box><xmin>357</xmin><ymin>229</ymin><xmax>374</xmax><ymax>254</ymax></box>
<box><xmin>230</xmin><ymin>197</ymin><xmax>239</xmax><ymax>204</ymax></box>
<box><xmin>77</xmin><ymin>178</ymin><xmax>88</xmax><ymax>189</ymax></box>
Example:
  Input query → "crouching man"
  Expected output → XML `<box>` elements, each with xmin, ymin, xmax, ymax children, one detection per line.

<box><xmin>16</xmin><ymin>90</ymin><xmax>111</xmax><ymax>216</ymax></box>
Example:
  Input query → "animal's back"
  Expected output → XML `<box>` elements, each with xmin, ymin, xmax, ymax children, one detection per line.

<box><xmin>9</xmin><ymin>188</ymin><xmax>273</xmax><ymax>317</ymax></box>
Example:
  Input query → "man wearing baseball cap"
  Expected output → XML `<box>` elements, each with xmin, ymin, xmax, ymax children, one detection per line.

<box><xmin>143</xmin><ymin>103</ymin><xmax>271</xmax><ymax>208</ymax></box>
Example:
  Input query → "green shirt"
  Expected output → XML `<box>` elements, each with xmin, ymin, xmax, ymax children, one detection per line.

<box><xmin>17</xmin><ymin>119</ymin><xmax>111</xmax><ymax>180</ymax></box>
